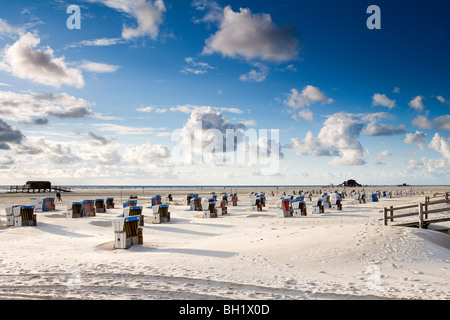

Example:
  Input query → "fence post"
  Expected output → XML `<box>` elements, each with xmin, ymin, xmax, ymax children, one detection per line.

<box><xmin>418</xmin><ymin>203</ymin><xmax>424</xmax><ymax>229</ymax></box>
<box><xmin>383</xmin><ymin>207</ymin><xmax>388</xmax><ymax>226</ymax></box>
<box><xmin>389</xmin><ymin>206</ymin><xmax>394</xmax><ymax>223</ymax></box>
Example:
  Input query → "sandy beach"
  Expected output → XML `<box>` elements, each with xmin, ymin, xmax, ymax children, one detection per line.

<box><xmin>0</xmin><ymin>186</ymin><xmax>448</xmax><ymax>300</ymax></box>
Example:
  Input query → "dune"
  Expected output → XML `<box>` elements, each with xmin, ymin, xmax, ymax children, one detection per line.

<box><xmin>0</xmin><ymin>186</ymin><xmax>448</xmax><ymax>300</ymax></box>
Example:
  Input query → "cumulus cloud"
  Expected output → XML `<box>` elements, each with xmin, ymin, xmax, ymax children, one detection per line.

<box><xmin>412</xmin><ymin>114</ymin><xmax>450</xmax><ymax>131</ymax></box>
<box><xmin>124</xmin><ymin>142</ymin><xmax>171</xmax><ymax>167</ymax></box>
<box><xmin>202</xmin><ymin>6</ymin><xmax>300</xmax><ymax>63</ymax></box>
<box><xmin>88</xmin><ymin>0</ymin><xmax>166</xmax><ymax>40</ymax></box>
<box><xmin>408</xmin><ymin>96</ymin><xmax>425</xmax><ymax>112</ymax></box>
<box><xmin>0</xmin><ymin>90</ymin><xmax>93</xmax><ymax>123</ymax></box>
<box><xmin>428</xmin><ymin>133</ymin><xmax>450</xmax><ymax>160</ymax></box>
<box><xmin>317</xmin><ymin>112</ymin><xmax>366</xmax><ymax>166</ymax></box>
<box><xmin>291</xmin><ymin>131</ymin><xmax>333</xmax><ymax>157</ymax></box>
<box><xmin>284</xmin><ymin>85</ymin><xmax>333</xmax><ymax>122</ymax></box>
<box><xmin>285</xmin><ymin>86</ymin><xmax>333</xmax><ymax>109</ymax></box>
<box><xmin>360</xmin><ymin>112</ymin><xmax>405</xmax><ymax>136</ymax></box>
<box><xmin>403</xmin><ymin>131</ymin><xmax>427</xmax><ymax>150</ymax></box>
<box><xmin>363</xmin><ymin>122</ymin><xmax>405</xmax><ymax>136</ymax></box>
<box><xmin>0</xmin><ymin>119</ymin><xmax>23</xmax><ymax>150</ymax></box>
<box><xmin>372</xmin><ymin>93</ymin><xmax>396</xmax><ymax>109</ymax></box>
<box><xmin>0</xmin><ymin>32</ymin><xmax>84</xmax><ymax>88</ymax></box>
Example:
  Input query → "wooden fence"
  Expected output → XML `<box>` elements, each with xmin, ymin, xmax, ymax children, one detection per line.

<box><xmin>382</xmin><ymin>192</ymin><xmax>450</xmax><ymax>229</ymax></box>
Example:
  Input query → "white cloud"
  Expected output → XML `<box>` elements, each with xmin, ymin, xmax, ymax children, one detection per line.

<box><xmin>0</xmin><ymin>18</ymin><xmax>25</xmax><ymax>36</ymax></box>
<box><xmin>239</xmin><ymin>63</ymin><xmax>268</xmax><ymax>82</ymax></box>
<box><xmin>79</xmin><ymin>61</ymin><xmax>120</xmax><ymax>73</ymax></box>
<box><xmin>285</xmin><ymin>86</ymin><xmax>333</xmax><ymax>109</ymax></box>
<box><xmin>93</xmin><ymin>123</ymin><xmax>157</xmax><ymax>135</ymax></box>
<box><xmin>412</xmin><ymin>114</ymin><xmax>450</xmax><ymax>131</ymax></box>
<box><xmin>372</xmin><ymin>93</ymin><xmax>396</xmax><ymax>109</ymax></box>
<box><xmin>437</xmin><ymin>96</ymin><xmax>450</xmax><ymax>105</ymax></box>
<box><xmin>317</xmin><ymin>112</ymin><xmax>366</xmax><ymax>166</ymax></box>
<box><xmin>181</xmin><ymin>57</ymin><xmax>214</xmax><ymax>75</ymax></box>
<box><xmin>363</xmin><ymin>122</ymin><xmax>405</xmax><ymax>136</ymax></box>
<box><xmin>0</xmin><ymin>32</ymin><xmax>84</xmax><ymax>88</ymax></box>
<box><xmin>0</xmin><ymin>90</ymin><xmax>93</xmax><ymax>123</ymax></box>
<box><xmin>88</xmin><ymin>0</ymin><xmax>166</xmax><ymax>40</ymax></box>
<box><xmin>169</xmin><ymin>104</ymin><xmax>244</xmax><ymax>115</ymax></box>
<box><xmin>192</xmin><ymin>0</ymin><xmax>223</xmax><ymax>24</ymax></box>
<box><xmin>66</xmin><ymin>37</ymin><xmax>124</xmax><ymax>48</ymax></box>
<box><xmin>297</xmin><ymin>109</ymin><xmax>314</xmax><ymax>122</ymax></box>
<box><xmin>408</xmin><ymin>96</ymin><xmax>425</xmax><ymax>112</ymax></box>
<box><xmin>403</xmin><ymin>131</ymin><xmax>427</xmax><ymax>150</ymax></box>
<box><xmin>377</xmin><ymin>150</ymin><xmax>392</xmax><ymax>161</ymax></box>
<box><xmin>406</xmin><ymin>159</ymin><xmax>425</xmax><ymax>171</ymax></box>
<box><xmin>124</xmin><ymin>141</ymin><xmax>170</xmax><ymax>164</ymax></box>
<box><xmin>0</xmin><ymin>119</ymin><xmax>23</xmax><ymax>150</ymax></box>
<box><xmin>428</xmin><ymin>133</ymin><xmax>450</xmax><ymax>160</ymax></box>
<box><xmin>202</xmin><ymin>6</ymin><xmax>300</xmax><ymax>63</ymax></box>
<box><xmin>291</xmin><ymin>131</ymin><xmax>333</xmax><ymax>157</ymax></box>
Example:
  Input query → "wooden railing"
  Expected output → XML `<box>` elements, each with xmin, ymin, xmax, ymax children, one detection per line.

<box><xmin>382</xmin><ymin>192</ymin><xmax>450</xmax><ymax>228</ymax></box>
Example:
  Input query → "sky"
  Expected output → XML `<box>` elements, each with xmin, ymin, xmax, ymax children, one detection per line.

<box><xmin>0</xmin><ymin>0</ymin><xmax>449</xmax><ymax>186</ymax></box>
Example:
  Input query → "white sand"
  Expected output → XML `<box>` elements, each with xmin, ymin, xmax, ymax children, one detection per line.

<box><xmin>0</xmin><ymin>186</ymin><xmax>448</xmax><ymax>300</ymax></box>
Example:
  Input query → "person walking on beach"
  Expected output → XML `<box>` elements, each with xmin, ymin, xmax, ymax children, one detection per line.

<box><xmin>56</xmin><ymin>191</ymin><xmax>62</xmax><ymax>201</ymax></box>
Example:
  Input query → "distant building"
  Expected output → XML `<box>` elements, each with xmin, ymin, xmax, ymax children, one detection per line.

<box><xmin>25</xmin><ymin>181</ymin><xmax>52</xmax><ymax>190</ymax></box>
<box><xmin>338</xmin><ymin>179</ymin><xmax>362</xmax><ymax>187</ymax></box>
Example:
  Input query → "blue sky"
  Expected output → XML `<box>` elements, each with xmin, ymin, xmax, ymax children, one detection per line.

<box><xmin>0</xmin><ymin>0</ymin><xmax>449</xmax><ymax>186</ymax></box>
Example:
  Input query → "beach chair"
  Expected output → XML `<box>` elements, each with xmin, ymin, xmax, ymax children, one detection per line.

<box><xmin>331</xmin><ymin>195</ymin><xmax>342</xmax><ymax>211</ymax></box>
<box><xmin>277</xmin><ymin>199</ymin><xmax>292</xmax><ymax>217</ymax></box>
<box><xmin>8</xmin><ymin>205</ymin><xmax>36</xmax><ymax>227</ymax></box>
<box><xmin>187</xmin><ymin>194</ymin><xmax>193</xmax><ymax>205</ymax></box>
<box><xmin>222</xmin><ymin>194</ymin><xmax>228</xmax><ymax>205</ymax></box>
<box><xmin>371</xmin><ymin>193</ymin><xmax>378</xmax><ymax>202</ymax></box>
<box><xmin>260</xmin><ymin>194</ymin><xmax>266</xmax><ymax>207</ymax></box>
<box><xmin>112</xmin><ymin>216</ymin><xmax>143</xmax><ymax>249</ymax></box>
<box><xmin>152</xmin><ymin>204</ymin><xmax>171</xmax><ymax>223</ymax></box>
<box><xmin>232</xmin><ymin>194</ymin><xmax>238</xmax><ymax>206</ymax></box>
<box><xmin>124</xmin><ymin>206</ymin><xmax>144</xmax><ymax>226</ymax></box>
<box><xmin>82</xmin><ymin>200</ymin><xmax>96</xmax><ymax>217</ymax></box>
<box><xmin>67</xmin><ymin>202</ymin><xmax>83</xmax><ymax>218</ymax></box>
<box><xmin>311</xmin><ymin>199</ymin><xmax>324</xmax><ymax>214</ymax></box>
<box><xmin>219</xmin><ymin>200</ymin><xmax>227</xmax><ymax>215</ymax></box>
<box><xmin>291</xmin><ymin>201</ymin><xmax>301</xmax><ymax>217</ymax></box>
<box><xmin>158</xmin><ymin>204</ymin><xmax>171</xmax><ymax>223</ymax></box>
<box><xmin>194</xmin><ymin>197</ymin><xmax>203</xmax><ymax>211</ymax></box>
<box><xmin>255</xmin><ymin>197</ymin><xmax>263</xmax><ymax>211</ymax></box>
<box><xmin>292</xmin><ymin>200</ymin><xmax>307</xmax><ymax>216</ymax></box>
<box><xmin>95</xmin><ymin>199</ymin><xmax>106</xmax><ymax>213</ymax></box>
<box><xmin>42</xmin><ymin>198</ymin><xmax>55</xmax><ymax>212</ymax></box>
<box><xmin>322</xmin><ymin>194</ymin><xmax>331</xmax><ymax>209</ymax></box>
<box><xmin>5</xmin><ymin>206</ymin><xmax>17</xmax><ymax>227</ymax></box>
<box><xmin>202</xmin><ymin>200</ymin><xmax>215</xmax><ymax>218</ymax></box>
<box><xmin>106</xmin><ymin>197</ymin><xmax>115</xmax><ymax>209</ymax></box>
<box><xmin>209</xmin><ymin>202</ymin><xmax>218</xmax><ymax>218</ymax></box>
<box><xmin>30</xmin><ymin>198</ymin><xmax>44</xmax><ymax>213</ymax></box>
<box><xmin>250</xmin><ymin>195</ymin><xmax>258</xmax><ymax>212</ymax></box>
